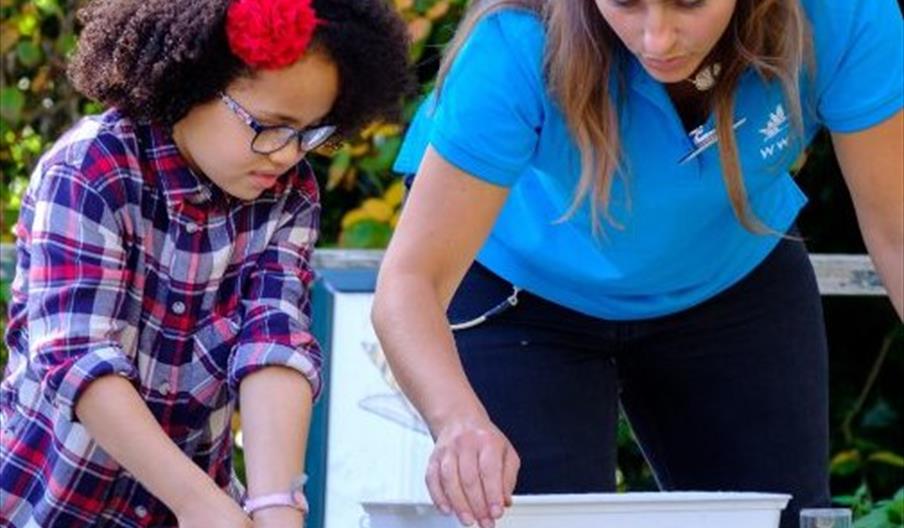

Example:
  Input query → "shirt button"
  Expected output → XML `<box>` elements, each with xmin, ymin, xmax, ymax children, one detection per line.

<box><xmin>185</xmin><ymin>222</ymin><xmax>200</xmax><ymax>234</ymax></box>
<box><xmin>134</xmin><ymin>505</ymin><xmax>148</xmax><ymax>518</ymax></box>
<box><xmin>171</xmin><ymin>301</ymin><xmax>186</xmax><ymax>315</ymax></box>
<box><xmin>158</xmin><ymin>381</ymin><xmax>171</xmax><ymax>396</ymax></box>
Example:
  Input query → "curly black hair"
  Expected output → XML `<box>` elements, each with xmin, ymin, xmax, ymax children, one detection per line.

<box><xmin>68</xmin><ymin>0</ymin><xmax>413</xmax><ymax>136</ymax></box>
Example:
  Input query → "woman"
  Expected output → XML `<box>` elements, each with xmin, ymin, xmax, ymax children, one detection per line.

<box><xmin>372</xmin><ymin>1</ymin><xmax>903</xmax><ymax>528</ymax></box>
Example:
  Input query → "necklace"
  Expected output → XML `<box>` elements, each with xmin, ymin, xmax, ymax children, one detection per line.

<box><xmin>687</xmin><ymin>63</ymin><xmax>722</xmax><ymax>91</ymax></box>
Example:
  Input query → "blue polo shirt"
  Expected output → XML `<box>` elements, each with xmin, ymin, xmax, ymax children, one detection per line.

<box><xmin>394</xmin><ymin>0</ymin><xmax>903</xmax><ymax>320</ymax></box>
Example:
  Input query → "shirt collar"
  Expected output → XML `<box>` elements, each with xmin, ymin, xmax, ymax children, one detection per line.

<box><xmin>140</xmin><ymin>122</ymin><xmax>221</xmax><ymax>209</ymax></box>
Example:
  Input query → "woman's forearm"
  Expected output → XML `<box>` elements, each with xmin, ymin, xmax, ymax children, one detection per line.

<box><xmin>864</xmin><ymin>230</ymin><xmax>904</xmax><ymax>318</ymax></box>
<box><xmin>372</xmin><ymin>272</ymin><xmax>489</xmax><ymax>436</ymax></box>
<box><xmin>832</xmin><ymin>111</ymin><xmax>904</xmax><ymax>320</ymax></box>
<box><xmin>75</xmin><ymin>375</ymin><xmax>224</xmax><ymax>517</ymax></box>
<box><xmin>238</xmin><ymin>366</ymin><xmax>312</xmax><ymax>524</ymax></box>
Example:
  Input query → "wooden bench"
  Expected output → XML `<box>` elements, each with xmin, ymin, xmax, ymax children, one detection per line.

<box><xmin>0</xmin><ymin>245</ymin><xmax>887</xmax><ymax>297</ymax></box>
<box><xmin>311</xmin><ymin>249</ymin><xmax>887</xmax><ymax>297</ymax></box>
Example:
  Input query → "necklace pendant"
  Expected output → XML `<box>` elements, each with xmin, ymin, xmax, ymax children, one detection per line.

<box><xmin>689</xmin><ymin>63</ymin><xmax>721</xmax><ymax>91</ymax></box>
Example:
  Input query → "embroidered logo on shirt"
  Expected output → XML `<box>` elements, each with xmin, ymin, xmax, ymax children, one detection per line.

<box><xmin>759</xmin><ymin>104</ymin><xmax>789</xmax><ymax>141</ymax></box>
<box><xmin>759</xmin><ymin>104</ymin><xmax>791</xmax><ymax>160</ymax></box>
<box><xmin>678</xmin><ymin>118</ymin><xmax>747</xmax><ymax>165</ymax></box>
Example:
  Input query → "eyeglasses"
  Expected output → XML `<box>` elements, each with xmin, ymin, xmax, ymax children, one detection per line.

<box><xmin>219</xmin><ymin>92</ymin><xmax>337</xmax><ymax>155</ymax></box>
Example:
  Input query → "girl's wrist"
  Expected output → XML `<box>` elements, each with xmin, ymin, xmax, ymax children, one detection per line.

<box><xmin>251</xmin><ymin>506</ymin><xmax>305</xmax><ymax>526</ymax></box>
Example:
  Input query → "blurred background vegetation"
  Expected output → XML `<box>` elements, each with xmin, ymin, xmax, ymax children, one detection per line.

<box><xmin>1</xmin><ymin>0</ymin><xmax>901</xmax><ymax>525</ymax></box>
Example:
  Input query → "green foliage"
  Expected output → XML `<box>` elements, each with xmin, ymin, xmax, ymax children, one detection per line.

<box><xmin>1</xmin><ymin>0</ymin><xmax>87</xmax><ymax>244</ymax></box>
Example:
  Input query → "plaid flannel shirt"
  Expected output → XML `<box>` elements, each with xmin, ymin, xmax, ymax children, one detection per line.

<box><xmin>0</xmin><ymin>109</ymin><xmax>323</xmax><ymax>527</ymax></box>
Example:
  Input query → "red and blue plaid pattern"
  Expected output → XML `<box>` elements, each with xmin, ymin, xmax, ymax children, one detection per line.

<box><xmin>1</xmin><ymin>109</ymin><xmax>323</xmax><ymax>527</ymax></box>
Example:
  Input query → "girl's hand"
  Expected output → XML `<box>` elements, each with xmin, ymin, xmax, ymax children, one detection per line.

<box><xmin>176</xmin><ymin>488</ymin><xmax>252</xmax><ymax>528</ymax></box>
<box><xmin>427</xmin><ymin>417</ymin><xmax>520</xmax><ymax>528</ymax></box>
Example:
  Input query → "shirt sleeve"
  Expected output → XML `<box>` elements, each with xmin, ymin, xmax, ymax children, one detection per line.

<box><xmin>809</xmin><ymin>0</ymin><xmax>904</xmax><ymax>132</ymax></box>
<box><xmin>228</xmin><ymin>191</ymin><xmax>323</xmax><ymax>400</ymax></box>
<box><xmin>425</xmin><ymin>10</ymin><xmax>546</xmax><ymax>187</ymax></box>
<box><xmin>22</xmin><ymin>163</ymin><xmax>139</xmax><ymax>422</ymax></box>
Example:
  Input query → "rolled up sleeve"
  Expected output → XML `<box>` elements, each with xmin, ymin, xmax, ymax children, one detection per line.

<box><xmin>229</xmin><ymin>194</ymin><xmax>323</xmax><ymax>399</ymax></box>
<box><xmin>25</xmin><ymin>164</ymin><xmax>138</xmax><ymax>421</ymax></box>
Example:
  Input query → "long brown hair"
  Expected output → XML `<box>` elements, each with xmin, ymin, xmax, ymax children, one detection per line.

<box><xmin>436</xmin><ymin>0</ymin><xmax>811</xmax><ymax>233</ymax></box>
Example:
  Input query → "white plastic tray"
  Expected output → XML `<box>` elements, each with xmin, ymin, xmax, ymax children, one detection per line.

<box><xmin>362</xmin><ymin>492</ymin><xmax>791</xmax><ymax>528</ymax></box>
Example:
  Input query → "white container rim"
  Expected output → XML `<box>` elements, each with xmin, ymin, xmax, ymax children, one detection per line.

<box><xmin>362</xmin><ymin>492</ymin><xmax>792</xmax><ymax>515</ymax></box>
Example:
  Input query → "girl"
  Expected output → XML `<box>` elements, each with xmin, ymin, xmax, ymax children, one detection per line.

<box><xmin>373</xmin><ymin>1</ymin><xmax>903</xmax><ymax>528</ymax></box>
<box><xmin>0</xmin><ymin>0</ymin><xmax>410</xmax><ymax>526</ymax></box>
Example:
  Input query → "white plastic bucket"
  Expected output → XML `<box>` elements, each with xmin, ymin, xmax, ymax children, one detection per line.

<box><xmin>362</xmin><ymin>492</ymin><xmax>791</xmax><ymax>528</ymax></box>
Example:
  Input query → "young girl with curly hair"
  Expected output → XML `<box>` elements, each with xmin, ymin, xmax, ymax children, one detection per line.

<box><xmin>0</xmin><ymin>0</ymin><xmax>410</xmax><ymax>526</ymax></box>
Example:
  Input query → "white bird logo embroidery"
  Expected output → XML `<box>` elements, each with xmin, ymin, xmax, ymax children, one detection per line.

<box><xmin>760</xmin><ymin>104</ymin><xmax>789</xmax><ymax>141</ymax></box>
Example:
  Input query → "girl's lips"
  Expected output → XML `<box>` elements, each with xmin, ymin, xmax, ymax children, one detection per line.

<box><xmin>249</xmin><ymin>171</ymin><xmax>281</xmax><ymax>187</ymax></box>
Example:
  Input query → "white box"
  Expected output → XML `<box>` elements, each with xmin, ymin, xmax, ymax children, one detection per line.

<box><xmin>362</xmin><ymin>492</ymin><xmax>791</xmax><ymax>528</ymax></box>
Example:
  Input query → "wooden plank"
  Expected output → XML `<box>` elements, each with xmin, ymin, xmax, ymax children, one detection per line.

<box><xmin>311</xmin><ymin>249</ymin><xmax>887</xmax><ymax>297</ymax></box>
<box><xmin>809</xmin><ymin>254</ymin><xmax>885</xmax><ymax>296</ymax></box>
<box><xmin>0</xmin><ymin>245</ymin><xmax>888</xmax><ymax>297</ymax></box>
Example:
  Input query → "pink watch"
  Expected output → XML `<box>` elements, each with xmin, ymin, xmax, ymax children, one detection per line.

<box><xmin>243</xmin><ymin>474</ymin><xmax>309</xmax><ymax>516</ymax></box>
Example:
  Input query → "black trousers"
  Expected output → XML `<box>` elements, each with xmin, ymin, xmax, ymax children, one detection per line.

<box><xmin>448</xmin><ymin>236</ymin><xmax>831</xmax><ymax>528</ymax></box>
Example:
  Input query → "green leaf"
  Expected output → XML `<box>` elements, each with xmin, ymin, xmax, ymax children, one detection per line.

<box><xmin>326</xmin><ymin>149</ymin><xmax>351</xmax><ymax>190</ymax></box>
<box><xmin>339</xmin><ymin>219</ymin><xmax>392</xmax><ymax>249</ymax></box>
<box><xmin>886</xmin><ymin>490</ymin><xmax>904</xmax><ymax>524</ymax></box>
<box><xmin>16</xmin><ymin>14</ymin><xmax>38</xmax><ymax>37</ymax></box>
<box><xmin>861</xmin><ymin>399</ymin><xmax>898</xmax><ymax>429</ymax></box>
<box><xmin>34</xmin><ymin>0</ymin><xmax>63</xmax><ymax>17</ymax></box>
<box><xmin>853</xmin><ymin>509</ymin><xmax>890</xmax><ymax>528</ymax></box>
<box><xmin>868</xmin><ymin>451</ymin><xmax>904</xmax><ymax>468</ymax></box>
<box><xmin>356</xmin><ymin>136</ymin><xmax>401</xmax><ymax>173</ymax></box>
<box><xmin>81</xmin><ymin>101</ymin><xmax>105</xmax><ymax>115</ymax></box>
<box><xmin>17</xmin><ymin>41</ymin><xmax>42</xmax><ymax>67</ymax></box>
<box><xmin>0</xmin><ymin>88</ymin><xmax>25</xmax><ymax>125</ymax></box>
<box><xmin>55</xmin><ymin>33</ymin><xmax>77</xmax><ymax>56</ymax></box>
<box><xmin>831</xmin><ymin>450</ymin><xmax>863</xmax><ymax>477</ymax></box>
<box><xmin>834</xmin><ymin>495</ymin><xmax>858</xmax><ymax>507</ymax></box>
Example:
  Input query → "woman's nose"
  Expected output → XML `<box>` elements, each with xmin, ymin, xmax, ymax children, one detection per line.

<box><xmin>642</xmin><ymin>8</ymin><xmax>678</xmax><ymax>57</ymax></box>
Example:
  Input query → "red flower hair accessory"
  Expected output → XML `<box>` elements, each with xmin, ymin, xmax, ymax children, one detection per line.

<box><xmin>226</xmin><ymin>0</ymin><xmax>319</xmax><ymax>70</ymax></box>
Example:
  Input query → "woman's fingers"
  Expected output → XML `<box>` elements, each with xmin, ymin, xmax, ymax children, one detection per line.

<box><xmin>426</xmin><ymin>456</ymin><xmax>451</xmax><ymax>515</ymax></box>
<box><xmin>458</xmin><ymin>446</ymin><xmax>491</xmax><ymax>525</ymax></box>
<box><xmin>439</xmin><ymin>452</ymin><xmax>477</xmax><ymax>526</ymax></box>
<box><xmin>427</xmin><ymin>421</ymin><xmax>520</xmax><ymax>527</ymax></box>
<box><xmin>478</xmin><ymin>441</ymin><xmax>506</xmax><ymax>520</ymax></box>
<box><xmin>502</xmin><ymin>446</ymin><xmax>521</xmax><ymax>507</ymax></box>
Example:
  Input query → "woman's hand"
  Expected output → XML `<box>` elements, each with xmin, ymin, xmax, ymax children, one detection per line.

<box><xmin>176</xmin><ymin>488</ymin><xmax>252</xmax><ymax>528</ymax></box>
<box><xmin>427</xmin><ymin>416</ymin><xmax>520</xmax><ymax>528</ymax></box>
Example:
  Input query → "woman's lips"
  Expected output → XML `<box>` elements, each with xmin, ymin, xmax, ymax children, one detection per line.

<box><xmin>642</xmin><ymin>55</ymin><xmax>690</xmax><ymax>74</ymax></box>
